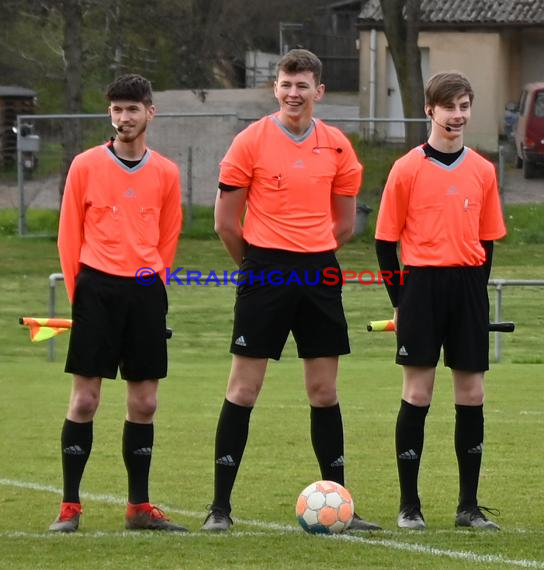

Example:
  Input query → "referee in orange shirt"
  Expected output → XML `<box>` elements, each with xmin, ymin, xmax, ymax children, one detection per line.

<box><xmin>375</xmin><ymin>72</ymin><xmax>506</xmax><ymax>530</ymax></box>
<box><xmin>202</xmin><ymin>49</ymin><xmax>380</xmax><ymax>532</ymax></box>
<box><xmin>50</xmin><ymin>74</ymin><xmax>186</xmax><ymax>532</ymax></box>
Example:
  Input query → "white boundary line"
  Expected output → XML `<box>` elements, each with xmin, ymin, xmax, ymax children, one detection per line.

<box><xmin>336</xmin><ymin>534</ymin><xmax>544</xmax><ymax>569</ymax></box>
<box><xmin>1</xmin><ymin>478</ymin><xmax>543</xmax><ymax>569</ymax></box>
<box><xmin>0</xmin><ymin>530</ymin><xmax>271</xmax><ymax>539</ymax></box>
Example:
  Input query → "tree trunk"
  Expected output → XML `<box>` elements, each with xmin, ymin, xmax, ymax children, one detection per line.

<box><xmin>107</xmin><ymin>0</ymin><xmax>124</xmax><ymax>80</ymax></box>
<box><xmin>59</xmin><ymin>0</ymin><xmax>83</xmax><ymax>199</ymax></box>
<box><xmin>380</xmin><ymin>0</ymin><xmax>426</xmax><ymax>148</ymax></box>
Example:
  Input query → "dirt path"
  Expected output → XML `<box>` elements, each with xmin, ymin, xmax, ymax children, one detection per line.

<box><xmin>501</xmin><ymin>167</ymin><xmax>544</xmax><ymax>203</ymax></box>
<box><xmin>0</xmin><ymin>176</ymin><xmax>61</xmax><ymax>209</ymax></box>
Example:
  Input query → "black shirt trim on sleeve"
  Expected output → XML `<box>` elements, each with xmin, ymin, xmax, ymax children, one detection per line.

<box><xmin>218</xmin><ymin>182</ymin><xmax>244</xmax><ymax>192</ymax></box>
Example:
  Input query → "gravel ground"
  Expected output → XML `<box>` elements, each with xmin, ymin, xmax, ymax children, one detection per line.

<box><xmin>501</xmin><ymin>166</ymin><xmax>544</xmax><ymax>203</ymax></box>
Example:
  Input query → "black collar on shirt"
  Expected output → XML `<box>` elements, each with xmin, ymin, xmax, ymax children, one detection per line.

<box><xmin>107</xmin><ymin>138</ymin><xmax>143</xmax><ymax>168</ymax></box>
<box><xmin>423</xmin><ymin>142</ymin><xmax>463</xmax><ymax>166</ymax></box>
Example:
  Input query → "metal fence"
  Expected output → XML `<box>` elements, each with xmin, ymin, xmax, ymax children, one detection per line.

<box><xmin>4</xmin><ymin>112</ymin><xmax>525</xmax><ymax>237</ymax></box>
<box><xmin>10</xmin><ymin>112</ymin><xmax>241</xmax><ymax>236</ymax></box>
<box><xmin>45</xmin><ymin>272</ymin><xmax>543</xmax><ymax>363</ymax></box>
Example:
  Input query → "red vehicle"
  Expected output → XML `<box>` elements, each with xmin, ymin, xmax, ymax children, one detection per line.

<box><xmin>514</xmin><ymin>82</ymin><xmax>544</xmax><ymax>179</ymax></box>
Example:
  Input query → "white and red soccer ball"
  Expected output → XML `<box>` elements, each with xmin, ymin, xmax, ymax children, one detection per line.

<box><xmin>296</xmin><ymin>480</ymin><xmax>354</xmax><ymax>534</ymax></box>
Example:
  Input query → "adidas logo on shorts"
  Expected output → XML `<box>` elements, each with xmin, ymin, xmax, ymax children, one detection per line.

<box><xmin>398</xmin><ymin>345</ymin><xmax>408</xmax><ymax>356</ymax></box>
<box><xmin>234</xmin><ymin>336</ymin><xmax>247</xmax><ymax>347</ymax></box>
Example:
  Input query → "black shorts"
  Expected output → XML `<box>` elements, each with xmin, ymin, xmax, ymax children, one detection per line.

<box><xmin>65</xmin><ymin>266</ymin><xmax>168</xmax><ymax>381</ymax></box>
<box><xmin>396</xmin><ymin>266</ymin><xmax>489</xmax><ymax>371</ymax></box>
<box><xmin>230</xmin><ymin>245</ymin><xmax>350</xmax><ymax>360</ymax></box>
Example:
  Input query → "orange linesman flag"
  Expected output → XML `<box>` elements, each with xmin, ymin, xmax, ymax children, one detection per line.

<box><xmin>366</xmin><ymin>320</ymin><xmax>396</xmax><ymax>332</ymax></box>
<box><xmin>19</xmin><ymin>317</ymin><xmax>72</xmax><ymax>342</ymax></box>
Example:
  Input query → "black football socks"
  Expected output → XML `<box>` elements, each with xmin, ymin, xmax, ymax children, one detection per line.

<box><xmin>212</xmin><ymin>399</ymin><xmax>253</xmax><ymax>513</ymax></box>
<box><xmin>123</xmin><ymin>420</ymin><xmax>154</xmax><ymax>504</ymax></box>
<box><xmin>61</xmin><ymin>418</ymin><xmax>93</xmax><ymax>503</ymax></box>
<box><xmin>396</xmin><ymin>399</ymin><xmax>429</xmax><ymax>509</ymax></box>
<box><xmin>310</xmin><ymin>403</ymin><xmax>345</xmax><ymax>486</ymax></box>
<box><xmin>455</xmin><ymin>403</ymin><xmax>484</xmax><ymax>509</ymax></box>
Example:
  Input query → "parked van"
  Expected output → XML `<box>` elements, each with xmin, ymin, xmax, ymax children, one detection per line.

<box><xmin>513</xmin><ymin>82</ymin><xmax>544</xmax><ymax>179</ymax></box>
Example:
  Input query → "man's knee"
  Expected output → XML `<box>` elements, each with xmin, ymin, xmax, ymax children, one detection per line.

<box><xmin>402</xmin><ymin>367</ymin><xmax>435</xmax><ymax>406</ymax></box>
<box><xmin>454</xmin><ymin>371</ymin><xmax>485</xmax><ymax>405</ymax></box>
<box><xmin>226</xmin><ymin>356</ymin><xmax>267</xmax><ymax>406</ymax></box>
<box><xmin>403</xmin><ymin>388</ymin><xmax>433</xmax><ymax>407</ymax></box>
<box><xmin>456</xmin><ymin>383</ymin><xmax>484</xmax><ymax>406</ymax></box>
<box><xmin>69</xmin><ymin>391</ymin><xmax>100</xmax><ymax>419</ymax></box>
<box><xmin>128</xmin><ymin>395</ymin><xmax>158</xmax><ymax>420</ymax></box>
<box><xmin>306</xmin><ymin>382</ymin><xmax>337</xmax><ymax>407</ymax></box>
<box><xmin>226</xmin><ymin>382</ymin><xmax>260</xmax><ymax>407</ymax></box>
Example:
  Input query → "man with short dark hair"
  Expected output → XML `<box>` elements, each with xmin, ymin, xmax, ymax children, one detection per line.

<box><xmin>50</xmin><ymin>74</ymin><xmax>186</xmax><ymax>533</ymax></box>
<box><xmin>202</xmin><ymin>49</ymin><xmax>381</xmax><ymax>533</ymax></box>
<box><xmin>375</xmin><ymin>71</ymin><xmax>506</xmax><ymax>530</ymax></box>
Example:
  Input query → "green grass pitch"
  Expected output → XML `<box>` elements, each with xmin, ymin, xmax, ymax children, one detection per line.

<box><xmin>0</xmin><ymin>235</ymin><xmax>543</xmax><ymax>569</ymax></box>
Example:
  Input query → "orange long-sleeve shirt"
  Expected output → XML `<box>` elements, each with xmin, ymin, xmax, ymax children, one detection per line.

<box><xmin>58</xmin><ymin>144</ymin><xmax>182</xmax><ymax>302</ymax></box>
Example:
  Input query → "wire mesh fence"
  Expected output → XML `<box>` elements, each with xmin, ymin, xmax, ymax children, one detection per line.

<box><xmin>5</xmin><ymin>112</ymin><xmax>244</xmax><ymax>235</ymax></box>
<box><xmin>2</xmin><ymin>112</ymin><xmax>528</xmax><ymax>237</ymax></box>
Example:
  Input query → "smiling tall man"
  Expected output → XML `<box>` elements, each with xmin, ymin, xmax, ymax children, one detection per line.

<box><xmin>201</xmin><ymin>49</ymin><xmax>381</xmax><ymax>533</ymax></box>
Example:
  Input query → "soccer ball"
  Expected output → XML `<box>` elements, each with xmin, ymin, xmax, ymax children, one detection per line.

<box><xmin>296</xmin><ymin>480</ymin><xmax>354</xmax><ymax>534</ymax></box>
